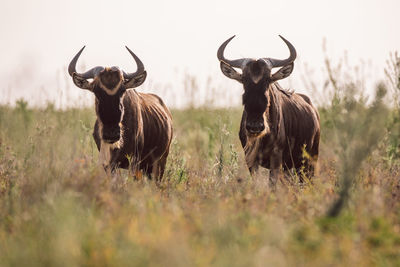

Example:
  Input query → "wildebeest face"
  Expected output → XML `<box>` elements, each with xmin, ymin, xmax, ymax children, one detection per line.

<box><xmin>242</xmin><ymin>62</ymin><xmax>269</xmax><ymax>136</ymax></box>
<box><xmin>94</xmin><ymin>68</ymin><xmax>126</xmax><ymax>143</ymax></box>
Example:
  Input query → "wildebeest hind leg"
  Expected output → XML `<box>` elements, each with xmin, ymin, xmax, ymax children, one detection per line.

<box><xmin>151</xmin><ymin>155</ymin><xmax>168</xmax><ymax>182</ymax></box>
<box><xmin>297</xmin><ymin>160</ymin><xmax>314</xmax><ymax>183</ymax></box>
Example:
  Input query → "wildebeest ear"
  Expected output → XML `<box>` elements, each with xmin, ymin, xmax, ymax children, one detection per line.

<box><xmin>220</xmin><ymin>61</ymin><xmax>242</xmax><ymax>83</ymax></box>
<box><xmin>271</xmin><ymin>63</ymin><xmax>294</xmax><ymax>81</ymax></box>
<box><xmin>72</xmin><ymin>73</ymin><xmax>93</xmax><ymax>91</ymax></box>
<box><xmin>124</xmin><ymin>71</ymin><xmax>147</xmax><ymax>89</ymax></box>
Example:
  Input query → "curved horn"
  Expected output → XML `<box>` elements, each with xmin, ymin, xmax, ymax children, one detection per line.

<box><xmin>264</xmin><ymin>35</ymin><xmax>297</xmax><ymax>68</ymax></box>
<box><xmin>217</xmin><ymin>35</ymin><xmax>250</xmax><ymax>69</ymax></box>
<box><xmin>123</xmin><ymin>46</ymin><xmax>145</xmax><ymax>80</ymax></box>
<box><xmin>68</xmin><ymin>46</ymin><xmax>104</xmax><ymax>79</ymax></box>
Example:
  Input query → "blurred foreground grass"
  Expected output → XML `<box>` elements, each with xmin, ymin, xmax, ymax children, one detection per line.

<box><xmin>0</xmin><ymin>104</ymin><xmax>399</xmax><ymax>266</ymax></box>
<box><xmin>1</xmin><ymin>54</ymin><xmax>400</xmax><ymax>266</ymax></box>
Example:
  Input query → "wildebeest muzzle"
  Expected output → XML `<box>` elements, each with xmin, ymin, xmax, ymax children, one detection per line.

<box><xmin>246</xmin><ymin>120</ymin><xmax>265</xmax><ymax>136</ymax></box>
<box><xmin>102</xmin><ymin>125</ymin><xmax>120</xmax><ymax>143</ymax></box>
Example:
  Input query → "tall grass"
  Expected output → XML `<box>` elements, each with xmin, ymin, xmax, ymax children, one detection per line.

<box><xmin>0</xmin><ymin>56</ymin><xmax>400</xmax><ymax>266</ymax></box>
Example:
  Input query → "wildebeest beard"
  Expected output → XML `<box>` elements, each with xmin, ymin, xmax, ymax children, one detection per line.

<box><xmin>94</xmin><ymin>85</ymin><xmax>126</xmax><ymax>143</ymax></box>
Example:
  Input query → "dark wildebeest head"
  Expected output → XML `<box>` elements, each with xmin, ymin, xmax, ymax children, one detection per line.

<box><xmin>68</xmin><ymin>47</ymin><xmax>147</xmax><ymax>144</ymax></box>
<box><xmin>217</xmin><ymin>35</ymin><xmax>296</xmax><ymax>138</ymax></box>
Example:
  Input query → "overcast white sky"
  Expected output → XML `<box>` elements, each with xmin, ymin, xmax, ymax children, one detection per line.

<box><xmin>0</xmin><ymin>0</ymin><xmax>399</xmax><ymax>108</ymax></box>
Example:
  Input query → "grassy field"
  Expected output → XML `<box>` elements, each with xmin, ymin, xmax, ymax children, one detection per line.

<box><xmin>1</xmin><ymin>57</ymin><xmax>400</xmax><ymax>266</ymax></box>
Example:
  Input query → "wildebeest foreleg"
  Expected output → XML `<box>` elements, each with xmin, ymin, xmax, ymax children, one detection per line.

<box><xmin>248</xmin><ymin>164</ymin><xmax>259</xmax><ymax>176</ymax></box>
<box><xmin>269</xmin><ymin>149</ymin><xmax>283</xmax><ymax>188</ymax></box>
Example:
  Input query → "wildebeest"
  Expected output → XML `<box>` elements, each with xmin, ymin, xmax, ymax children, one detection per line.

<box><xmin>217</xmin><ymin>35</ymin><xmax>320</xmax><ymax>185</ymax></box>
<box><xmin>68</xmin><ymin>46</ymin><xmax>173</xmax><ymax>180</ymax></box>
